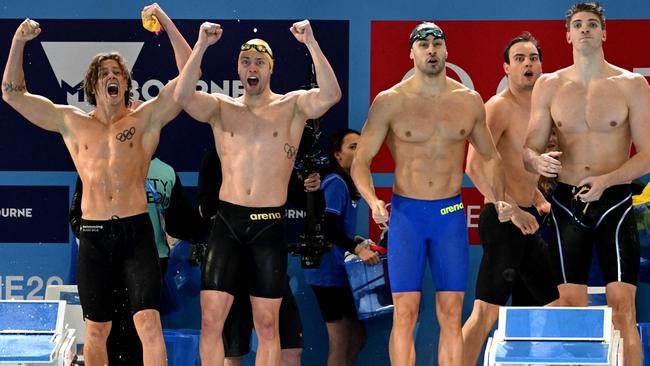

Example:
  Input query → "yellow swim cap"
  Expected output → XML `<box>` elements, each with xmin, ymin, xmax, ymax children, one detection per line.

<box><xmin>240</xmin><ymin>38</ymin><xmax>274</xmax><ymax>70</ymax></box>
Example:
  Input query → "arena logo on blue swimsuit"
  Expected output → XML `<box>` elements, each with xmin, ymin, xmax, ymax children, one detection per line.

<box><xmin>440</xmin><ymin>202</ymin><xmax>464</xmax><ymax>215</ymax></box>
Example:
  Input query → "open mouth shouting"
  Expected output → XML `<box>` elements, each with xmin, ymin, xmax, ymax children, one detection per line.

<box><xmin>247</xmin><ymin>76</ymin><xmax>260</xmax><ymax>88</ymax></box>
<box><xmin>107</xmin><ymin>82</ymin><xmax>120</xmax><ymax>97</ymax></box>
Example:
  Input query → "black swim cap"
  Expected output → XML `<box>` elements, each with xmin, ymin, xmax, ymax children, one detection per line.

<box><xmin>409</xmin><ymin>22</ymin><xmax>445</xmax><ymax>48</ymax></box>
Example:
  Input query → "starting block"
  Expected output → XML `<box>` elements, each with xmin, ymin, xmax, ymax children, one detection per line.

<box><xmin>484</xmin><ymin>307</ymin><xmax>622</xmax><ymax>365</ymax></box>
<box><xmin>44</xmin><ymin>285</ymin><xmax>84</xmax><ymax>348</ymax></box>
<box><xmin>0</xmin><ymin>300</ymin><xmax>76</xmax><ymax>365</ymax></box>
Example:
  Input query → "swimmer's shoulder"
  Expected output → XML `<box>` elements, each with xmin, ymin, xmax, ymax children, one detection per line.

<box><xmin>535</xmin><ymin>66</ymin><xmax>573</xmax><ymax>88</ymax></box>
<box><xmin>533</xmin><ymin>69</ymin><xmax>569</xmax><ymax>94</ymax></box>
<box><xmin>215</xmin><ymin>92</ymin><xmax>239</xmax><ymax>104</ymax></box>
<box><xmin>371</xmin><ymin>85</ymin><xmax>406</xmax><ymax>113</ymax></box>
<box><xmin>369</xmin><ymin>80</ymin><xmax>408</xmax><ymax>104</ymax></box>
<box><xmin>446</xmin><ymin>78</ymin><xmax>484</xmax><ymax>107</ymax></box>
<box><xmin>364</xmin><ymin>85</ymin><xmax>406</xmax><ymax>124</ymax></box>
<box><xmin>606</xmin><ymin>63</ymin><xmax>648</xmax><ymax>88</ymax></box>
<box><xmin>485</xmin><ymin>90</ymin><xmax>513</xmax><ymax>117</ymax></box>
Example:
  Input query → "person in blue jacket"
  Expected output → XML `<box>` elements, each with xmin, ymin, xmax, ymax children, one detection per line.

<box><xmin>303</xmin><ymin>128</ymin><xmax>380</xmax><ymax>366</ymax></box>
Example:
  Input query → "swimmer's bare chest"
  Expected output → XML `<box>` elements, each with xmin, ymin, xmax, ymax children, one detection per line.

<box><xmin>388</xmin><ymin>96</ymin><xmax>475</xmax><ymax>157</ymax></box>
<box><xmin>214</xmin><ymin>100</ymin><xmax>304</xmax><ymax>204</ymax></box>
<box><xmin>215</xmin><ymin>101</ymin><xmax>301</xmax><ymax>162</ymax></box>
<box><xmin>550</xmin><ymin>78</ymin><xmax>629</xmax><ymax>134</ymax></box>
<box><xmin>69</xmin><ymin>115</ymin><xmax>151</xmax><ymax>185</ymax></box>
<box><xmin>550</xmin><ymin>78</ymin><xmax>632</xmax><ymax>180</ymax></box>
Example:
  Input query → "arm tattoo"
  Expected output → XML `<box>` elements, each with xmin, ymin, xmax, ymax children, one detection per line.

<box><xmin>116</xmin><ymin>127</ymin><xmax>136</xmax><ymax>142</ymax></box>
<box><xmin>2</xmin><ymin>81</ymin><xmax>26</xmax><ymax>93</ymax></box>
<box><xmin>284</xmin><ymin>143</ymin><xmax>297</xmax><ymax>160</ymax></box>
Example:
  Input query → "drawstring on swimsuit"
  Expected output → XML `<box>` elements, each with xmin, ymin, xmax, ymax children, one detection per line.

<box><xmin>573</xmin><ymin>186</ymin><xmax>591</xmax><ymax>215</ymax></box>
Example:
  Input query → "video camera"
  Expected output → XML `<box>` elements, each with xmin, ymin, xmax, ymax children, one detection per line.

<box><xmin>287</xmin><ymin>63</ymin><xmax>330</xmax><ymax>269</ymax></box>
<box><xmin>287</xmin><ymin>118</ymin><xmax>330</xmax><ymax>268</ymax></box>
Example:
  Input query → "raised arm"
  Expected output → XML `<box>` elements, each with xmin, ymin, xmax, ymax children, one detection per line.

<box><xmin>350</xmin><ymin>91</ymin><xmax>393</xmax><ymax>224</ymax></box>
<box><xmin>523</xmin><ymin>74</ymin><xmax>562</xmax><ymax>177</ymax></box>
<box><xmin>291</xmin><ymin>20</ymin><xmax>342</xmax><ymax>120</ymax></box>
<box><xmin>578</xmin><ymin>74</ymin><xmax>650</xmax><ymax>202</ymax></box>
<box><xmin>142</xmin><ymin>3</ymin><xmax>191</xmax><ymax>73</ymax></box>
<box><xmin>136</xmin><ymin>4</ymin><xmax>193</xmax><ymax>129</ymax></box>
<box><xmin>173</xmin><ymin>22</ymin><xmax>223</xmax><ymax>124</ymax></box>
<box><xmin>2</xmin><ymin>19</ymin><xmax>80</xmax><ymax>133</ymax></box>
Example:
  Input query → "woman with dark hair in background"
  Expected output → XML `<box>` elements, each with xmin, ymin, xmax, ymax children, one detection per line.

<box><xmin>303</xmin><ymin>128</ymin><xmax>380</xmax><ymax>366</ymax></box>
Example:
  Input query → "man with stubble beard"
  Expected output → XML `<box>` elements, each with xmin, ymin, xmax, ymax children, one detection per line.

<box><xmin>173</xmin><ymin>20</ymin><xmax>341</xmax><ymax>366</ymax></box>
<box><xmin>2</xmin><ymin>4</ymin><xmax>191</xmax><ymax>365</ymax></box>
<box><xmin>523</xmin><ymin>3</ymin><xmax>650</xmax><ymax>365</ymax></box>
<box><xmin>351</xmin><ymin>22</ymin><xmax>512</xmax><ymax>366</ymax></box>
<box><xmin>462</xmin><ymin>32</ymin><xmax>559</xmax><ymax>366</ymax></box>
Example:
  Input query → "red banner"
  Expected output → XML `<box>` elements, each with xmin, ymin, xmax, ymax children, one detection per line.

<box><xmin>368</xmin><ymin>20</ymin><xmax>650</xmax><ymax>243</ymax></box>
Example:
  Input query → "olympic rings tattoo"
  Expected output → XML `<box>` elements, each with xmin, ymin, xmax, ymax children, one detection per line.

<box><xmin>116</xmin><ymin>127</ymin><xmax>136</xmax><ymax>142</ymax></box>
<box><xmin>284</xmin><ymin>143</ymin><xmax>297</xmax><ymax>160</ymax></box>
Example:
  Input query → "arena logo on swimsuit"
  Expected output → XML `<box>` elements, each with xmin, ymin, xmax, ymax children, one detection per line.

<box><xmin>41</xmin><ymin>41</ymin><xmax>244</xmax><ymax>112</ymax></box>
<box><xmin>440</xmin><ymin>202</ymin><xmax>464</xmax><ymax>215</ymax></box>
<box><xmin>250</xmin><ymin>212</ymin><xmax>283</xmax><ymax>220</ymax></box>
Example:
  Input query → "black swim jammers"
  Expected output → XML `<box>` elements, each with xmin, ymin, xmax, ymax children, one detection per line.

<box><xmin>202</xmin><ymin>201</ymin><xmax>288</xmax><ymax>299</ymax></box>
<box><xmin>77</xmin><ymin>213</ymin><xmax>161</xmax><ymax>322</ymax></box>
<box><xmin>548</xmin><ymin>182</ymin><xmax>640</xmax><ymax>286</ymax></box>
<box><xmin>475</xmin><ymin>203</ymin><xmax>559</xmax><ymax>306</ymax></box>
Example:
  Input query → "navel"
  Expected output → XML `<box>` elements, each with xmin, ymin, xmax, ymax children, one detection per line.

<box><xmin>584</xmin><ymin>166</ymin><xmax>591</xmax><ymax>171</ymax></box>
<box><xmin>84</xmin><ymin>144</ymin><xmax>88</xmax><ymax>150</ymax></box>
<box><xmin>246</xmin><ymin>189</ymin><xmax>252</xmax><ymax>195</ymax></box>
<box><xmin>273</xmin><ymin>131</ymin><xmax>278</xmax><ymax>137</ymax></box>
<box><xmin>129</xmin><ymin>142</ymin><xmax>133</xmax><ymax>148</ymax></box>
<box><xmin>405</xmin><ymin>131</ymin><xmax>412</xmax><ymax>137</ymax></box>
<box><xmin>459</xmin><ymin>129</ymin><xmax>466</xmax><ymax>136</ymax></box>
<box><xmin>230</xmin><ymin>131</ymin><xmax>234</xmax><ymax>137</ymax></box>
<box><xmin>610</xmin><ymin>121</ymin><xmax>617</xmax><ymax>127</ymax></box>
<box><xmin>428</xmin><ymin>181</ymin><xmax>433</xmax><ymax>187</ymax></box>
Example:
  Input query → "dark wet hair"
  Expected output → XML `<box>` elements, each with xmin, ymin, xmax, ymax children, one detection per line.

<box><xmin>503</xmin><ymin>32</ymin><xmax>543</xmax><ymax>64</ymax></box>
<box><xmin>327</xmin><ymin>128</ymin><xmax>360</xmax><ymax>200</ymax></box>
<box><xmin>83</xmin><ymin>52</ymin><xmax>132</xmax><ymax>107</ymax></box>
<box><xmin>565</xmin><ymin>2</ymin><xmax>606</xmax><ymax>30</ymax></box>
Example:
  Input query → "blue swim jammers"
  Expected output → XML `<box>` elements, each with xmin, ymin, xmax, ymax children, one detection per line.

<box><xmin>387</xmin><ymin>193</ymin><xmax>469</xmax><ymax>292</ymax></box>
